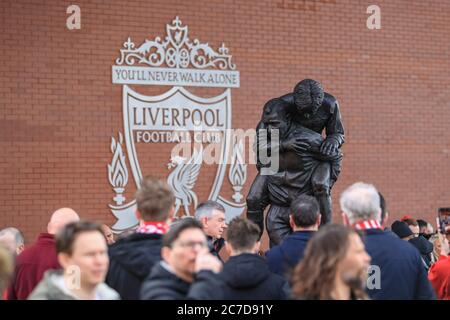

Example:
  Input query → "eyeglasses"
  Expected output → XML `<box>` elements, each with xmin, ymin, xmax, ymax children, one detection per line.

<box><xmin>173</xmin><ymin>240</ymin><xmax>208</xmax><ymax>250</ymax></box>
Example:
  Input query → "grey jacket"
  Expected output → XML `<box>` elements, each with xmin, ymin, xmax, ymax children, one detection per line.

<box><xmin>28</xmin><ymin>269</ymin><xmax>120</xmax><ymax>300</ymax></box>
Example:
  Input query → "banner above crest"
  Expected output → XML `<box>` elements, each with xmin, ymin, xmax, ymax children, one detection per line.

<box><xmin>112</xmin><ymin>16</ymin><xmax>240</xmax><ymax>88</ymax></box>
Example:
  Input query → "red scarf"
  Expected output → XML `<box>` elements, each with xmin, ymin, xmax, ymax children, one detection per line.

<box><xmin>136</xmin><ymin>221</ymin><xmax>169</xmax><ymax>235</ymax></box>
<box><xmin>352</xmin><ymin>219</ymin><xmax>382</xmax><ymax>231</ymax></box>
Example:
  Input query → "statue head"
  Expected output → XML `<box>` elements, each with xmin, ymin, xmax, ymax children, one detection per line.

<box><xmin>261</xmin><ymin>98</ymin><xmax>291</xmax><ymax>136</ymax></box>
<box><xmin>293</xmin><ymin>79</ymin><xmax>324</xmax><ymax>117</ymax></box>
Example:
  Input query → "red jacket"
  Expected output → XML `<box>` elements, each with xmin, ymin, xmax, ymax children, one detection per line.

<box><xmin>428</xmin><ymin>255</ymin><xmax>450</xmax><ymax>300</ymax></box>
<box><xmin>7</xmin><ymin>233</ymin><xmax>60</xmax><ymax>300</ymax></box>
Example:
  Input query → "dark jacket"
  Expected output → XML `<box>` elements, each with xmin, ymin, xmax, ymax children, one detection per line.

<box><xmin>409</xmin><ymin>236</ymin><xmax>434</xmax><ymax>271</ymax></box>
<box><xmin>106</xmin><ymin>233</ymin><xmax>162</xmax><ymax>300</ymax></box>
<box><xmin>8</xmin><ymin>233</ymin><xmax>60</xmax><ymax>300</ymax></box>
<box><xmin>220</xmin><ymin>253</ymin><xmax>289</xmax><ymax>300</ymax></box>
<box><xmin>363</xmin><ymin>229</ymin><xmax>435</xmax><ymax>300</ymax></box>
<box><xmin>140</xmin><ymin>262</ymin><xmax>224</xmax><ymax>300</ymax></box>
<box><xmin>266</xmin><ymin>231</ymin><xmax>315</xmax><ymax>278</ymax></box>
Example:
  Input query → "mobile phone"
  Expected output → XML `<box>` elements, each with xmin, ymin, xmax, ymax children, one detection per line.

<box><xmin>438</xmin><ymin>207</ymin><xmax>450</xmax><ymax>234</ymax></box>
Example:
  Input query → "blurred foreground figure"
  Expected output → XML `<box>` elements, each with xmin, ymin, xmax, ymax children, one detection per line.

<box><xmin>140</xmin><ymin>218</ymin><xmax>223</xmax><ymax>300</ymax></box>
<box><xmin>29</xmin><ymin>221</ymin><xmax>119</xmax><ymax>300</ymax></box>
<box><xmin>291</xmin><ymin>224</ymin><xmax>370</xmax><ymax>300</ymax></box>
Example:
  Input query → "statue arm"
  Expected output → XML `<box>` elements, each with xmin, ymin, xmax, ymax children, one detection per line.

<box><xmin>309</xmin><ymin>147</ymin><xmax>343</xmax><ymax>187</ymax></box>
<box><xmin>278</xmin><ymin>93</ymin><xmax>295</xmax><ymax>105</ymax></box>
<box><xmin>255</xmin><ymin>120</ymin><xmax>285</xmax><ymax>171</ymax></box>
<box><xmin>255</xmin><ymin>121</ymin><xmax>268</xmax><ymax>171</ymax></box>
<box><xmin>325</xmin><ymin>100</ymin><xmax>345</xmax><ymax>147</ymax></box>
<box><xmin>309</xmin><ymin>147</ymin><xmax>341</xmax><ymax>161</ymax></box>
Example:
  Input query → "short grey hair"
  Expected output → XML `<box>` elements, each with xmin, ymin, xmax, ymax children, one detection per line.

<box><xmin>0</xmin><ymin>227</ymin><xmax>25</xmax><ymax>246</ymax></box>
<box><xmin>194</xmin><ymin>201</ymin><xmax>225</xmax><ymax>221</ymax></box>
<box><xmin>339</xmin><ymin>182</ymin><xmax>381</xmax><ymax>224</ymax></box>
<box><xmin>426</xmin><ymin>222</ymin><xmax>434</xmax><ymax>234</ymax></box>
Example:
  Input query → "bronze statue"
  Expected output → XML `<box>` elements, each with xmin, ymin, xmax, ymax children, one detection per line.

<box><xmin>246</xmin><ymin>79</ymin><xmax>344</xmax><ymax>246</ymax></box>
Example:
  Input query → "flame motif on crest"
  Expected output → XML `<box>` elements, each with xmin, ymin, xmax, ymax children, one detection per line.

<box><xmin>228</xmin><ymin>138</ymin><xmax>247</xmax><ymax>202</ymax></box>
<box><xmin>108</xmin><ymin>132</ymin><xmax>129</xmax><ymax>205</ymax></box>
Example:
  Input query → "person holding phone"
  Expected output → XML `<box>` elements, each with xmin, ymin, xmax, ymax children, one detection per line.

<box><xmin>428</xmin><ymin>218</ymin><xmax>450</xmax><ymax>299</ymax></box>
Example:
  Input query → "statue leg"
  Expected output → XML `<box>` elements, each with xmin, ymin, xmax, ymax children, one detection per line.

<box><xmin>266</xmin><ymin>205</ymin><xmax>291</xmax><ymax>248</ymax></box>
<box><xmin>311</xmin><ymin>162</ymin><xmax>332</xmax><ymax>226</ymax></box>
<box><xmin>246</xmin><ymin>174</ymin><xmax>270</xmax><ymax>238</ymax></box>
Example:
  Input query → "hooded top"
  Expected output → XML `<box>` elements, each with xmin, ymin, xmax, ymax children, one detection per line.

<box><xmin>28</xmin><ymin>270</ymin><xmax>119</xmax><ymax>300</ymax></box>
<box><xmin>220</xmin><ymin>253</ymin><xmax>289</xmax><ymax>300</ymax></box>
<box><xmin>106</xmin><ymin>233</ymin><xmax>162</xmax><ymax>300</ymax></box>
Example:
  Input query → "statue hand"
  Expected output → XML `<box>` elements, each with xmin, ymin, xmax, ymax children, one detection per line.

<box><xmin>320</xmin><ymin>138</ymin><xmax>339</xmax><ymax>156</ymax></box>
<box><xmin>281</xmin><ymin>137</ymin><xmax>310</xmax><ymax>154</ymax></box>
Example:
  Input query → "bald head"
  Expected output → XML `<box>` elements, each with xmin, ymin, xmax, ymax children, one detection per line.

<box><xmin>47</xmin><ymin>208</ymin><xmax>80</xmax><ymax>235</ymax></box>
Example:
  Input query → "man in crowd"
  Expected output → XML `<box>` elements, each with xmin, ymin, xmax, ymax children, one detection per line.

<box><xmin>140</xmin><ymin>218</ymin><xmax>223</xmax><ymax>299</ymax></box>
<box><xmin>340</xmin><ymin>182</ymin><xmax>435</xmax><ymax>299</ymax></box>
<box><xmin>266</xmin><ymin>195</ymin><xmax>320</xmax><ymax>279</ymax></box>
<box><xmin>417</xmin><ymin>219</ymin><xmax>433</xmax><ymax>240</ymax></box>
<box><xmin>194</xmin><ymin>201</ymin><xmax>227</xmax><ymax>262</ymax></box>
<box><xmin>28</xmin><ymin>221</ymin><xmax>119</xmax><ymax>300</ymax></box>
<box><xmin>106</xmin><ymin>176</ymin><xmax>175</xmax><ymax>300</ymax></box>
<box><xmin>0</xmin><ymin>228</ymin><xmax>25</xmax><ymax>257</ymax></box>
<box><xmin>221</xmin><ymin>217</ymin><xmax>288</xmax><ymax>299</ymax></box>
<box><xmin>8</xmin><ymin>208</ymin><xmax>80</xmax><ymax>300</ymax></box>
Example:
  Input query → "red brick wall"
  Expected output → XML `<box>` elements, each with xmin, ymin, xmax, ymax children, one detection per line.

<box><xmin>1</xmin><ymin>0</ymin><xmax>450</xmax><ymax>246</ymax></box>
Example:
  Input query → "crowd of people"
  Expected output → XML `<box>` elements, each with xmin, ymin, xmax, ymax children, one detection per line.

<box><xmin>0</xmin><ymin>177</ymin><xmax>449</xmax><ymax>300</ymax></box>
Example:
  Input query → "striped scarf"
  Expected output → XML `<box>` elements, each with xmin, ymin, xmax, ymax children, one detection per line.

<box><xmin>352</xmin><ymin>219</ymin><xmax>382</xmax><ymax>231</ymax></box>
<box><xmin>136</xmin><ymin>221</ymin><xmax>169</xmax><ymax>235</ymax></box>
